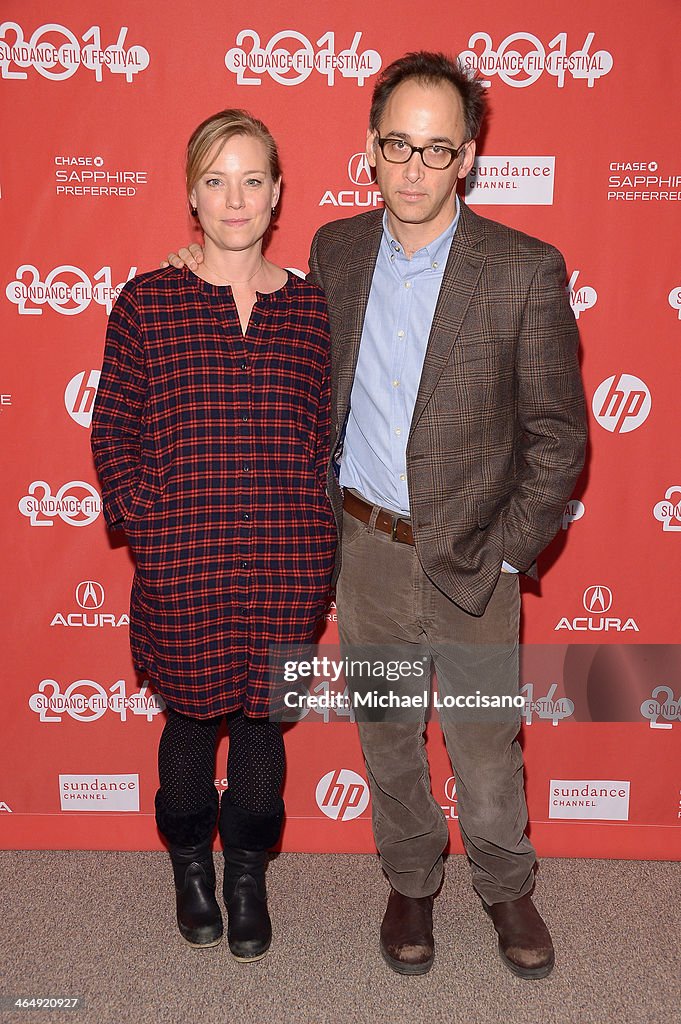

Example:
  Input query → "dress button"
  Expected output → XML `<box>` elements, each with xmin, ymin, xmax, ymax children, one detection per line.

<box><xmin>242</xmin><ymin>415</ymin><xmax>249</xmax><ymax>422</ymax></box>
<box><xmin>241</xmin><ymin>362</ymin><xmax>247</xmax><ymax>370</ymax></box>
<box><xmin>241</xmin><ymin>561</ymin><xmax>248</xmax><ymax>569</ymax></box>
<box><xmin>243</xmin><ymin>513</ymin><xmax>250</xmax><ymax>521</ymax></box>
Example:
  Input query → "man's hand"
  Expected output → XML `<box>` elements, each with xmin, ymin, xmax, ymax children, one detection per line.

<box><xmin>160</xmin><ymin>243</ymin><xmax>204</xmax><ymax>270</ymax></box>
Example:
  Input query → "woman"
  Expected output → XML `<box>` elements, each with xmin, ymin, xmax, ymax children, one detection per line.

<box><xmin>91</xmin><ymin>110</ymin><xmax>336</xmax><ymax>961</ymax></box>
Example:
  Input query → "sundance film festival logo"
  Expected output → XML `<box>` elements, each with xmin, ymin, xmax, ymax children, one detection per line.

<box><xmin>65</xmin><ymin>370</ymin><xmax>100</xmax><ymax>427</ymax></box>
<box><xmin>315</xmin><ymin>768</ymin><xmax>369</xmax><ymax>821</ymax></box>
<box><xmin>568</xmin><ymin>270</ymin><xmax>597</xmax><ymax>319</ymax></box>
<box><xmin>59</xmin><ymin>774</ymin><xmax>139</xmax><ymax>811</ymax></box>
<box><xmin>520</xmin><ymin>682</ymin><xmax>574</xmax><ymax>726</ymax></box>
<box><xmin>29</xmin><ymin>678</ymin><xmax>164</xmax><ymax>723</ymax></box>
<box><xmin>640</xmin><ymin>685</ymin><xmax>681</xmax><ymax>730</ymax></box>
<box><xmin>458</xmin><ymin>31</ymin><xmax>613</xmax><ymax>89</ymax></box>
<box><xmin>653</xmin><ymin>486</ymin><xmax>681</xmax><ymax>532</ymax></box>
<box><xmin>668</xmin><ymin>286</ymin><xmax>681</xmax><ymax>319</ymax></box>
<box><xmin>18</xmin><ymin>481</ymin><xmax>101</xmax><ymax>527</ymax></box>
<box><xmin>6</xmin><ymin>265</ymin><xmax>136</xmax><ymax>316</ymax></box>
<box><xmin>466</xmin><ymin>157</ymin><xmax>554</xmax><ymax>205</ymax></box>
<box><xmin>0</xmin><ymin>22</ymin><xmax>149</xmax><ymax>81</ymax></box>
<box><xmin>225</xmin><ymin>29</ymin><xmax>381</xmax><ymax>87</ymax></box>
<box><xmin>592</xmin><ymin>374</ymin><xmax>651</xmax><ymax>433</ymax></box>
<box><xmin>319</xmin><ymin>152</ymin><xmax>383</xmax><ymax>209</ymax></box>
<box><xmin>50</xmin><ymin>581</ymin><xmax>129</xmax><ymax>629</ymax></box>
<box><xmin>555</xmin><ymin>585</ymin><xmax>639</xmax><ymax>633</ymax></box>
<box><xmin>561</xmin><ymin>499</ymin><xmax>585</xmax><ymax>530</ymax></box>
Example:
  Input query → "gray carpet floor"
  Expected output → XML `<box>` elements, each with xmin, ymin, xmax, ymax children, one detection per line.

<box><xmin>1</xmin><ymin>852</ymin><xmax>679</xmax><ymax>1024</ymax></box>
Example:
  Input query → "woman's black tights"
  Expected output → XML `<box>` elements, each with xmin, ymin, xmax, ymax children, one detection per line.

<box><xmin>157</xmin><ymin>706</ymin><xmax>284</xmax><ymax>814</ymax></box>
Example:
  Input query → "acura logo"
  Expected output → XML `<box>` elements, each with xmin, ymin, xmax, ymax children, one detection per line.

<box><xmin>75</xmin><ymin>581</ymin><xmax>105</xmax><ymax>610</ymax></box>
<box><xmin>443</xmin><ymin>776</ymin><xmax>457</xmax><ymax>802</ymax></box>
<box><xmin>347</xmin><ymin>152</ymin><xmax>375</xmax><ymax>186</ymax></box>
<box><xmin>582</xmin><ymin>585</ymin><xmax>613</xmax><ymax>614</ymax></box>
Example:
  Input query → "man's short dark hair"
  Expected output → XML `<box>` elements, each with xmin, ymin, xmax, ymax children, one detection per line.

<box><xmin>368</xmin><ymin>51</ymin><xmax>487</xmax><ymax>143</ymax></box>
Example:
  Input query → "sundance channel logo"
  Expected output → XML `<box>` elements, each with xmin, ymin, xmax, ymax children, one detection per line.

<box><xmin>466</xmin><ymin>157</ymin><xmax>555</xmax><ymax>205</ymax></box>
<box><xmin>59</xmin><ymin>774</ymin><xmax>139</xmax><ymax>811</ymax></box>
<box><xmin>549</xmin><ymin>779</ymin><xmax>630</xmax><ymax>820</ymax></box>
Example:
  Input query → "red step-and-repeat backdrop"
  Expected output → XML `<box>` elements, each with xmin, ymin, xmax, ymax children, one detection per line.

<box><xmin>1</xmin><ymin>0</ymin><xmax>680</xmax><ymax>857</ymax></box>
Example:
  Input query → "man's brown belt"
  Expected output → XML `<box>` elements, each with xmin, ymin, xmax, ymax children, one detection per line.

<box><xmin>342</xmin><ymin>491</ymin><xmax>415</xmax><ymax>545</ymax></box>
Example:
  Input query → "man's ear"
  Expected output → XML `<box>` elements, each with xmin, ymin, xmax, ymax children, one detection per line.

<box><xmin>457</xmin><ymin>139</ymin><xmax>476</xmax><ymax>180</ymax></box>
<box><xmin>366</xmin><ymin>128</ymin><xmax>378</xmax><ymax>168</ymax></box>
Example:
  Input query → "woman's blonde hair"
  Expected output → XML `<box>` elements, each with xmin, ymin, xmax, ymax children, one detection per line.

<box><xmin>186</xmin><ymin>109</ymin><xmax>281</xmax><ymax>203</ymax></box>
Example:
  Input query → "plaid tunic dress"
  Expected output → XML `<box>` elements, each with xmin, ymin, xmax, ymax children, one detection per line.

<box><xmin>92</xmin><ymin>267</ymin><xmax>336</xmax><ymax>718</ymax></box>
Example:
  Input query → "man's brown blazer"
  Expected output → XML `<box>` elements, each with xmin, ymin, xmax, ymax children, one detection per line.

<box><xmin>308</xmin><ymin>202</ymin><xmax>587</xmax><ymax>617</ymax></box>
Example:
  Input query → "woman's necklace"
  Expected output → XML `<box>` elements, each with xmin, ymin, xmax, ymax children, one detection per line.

<box><xmin>203</xmin><ymin>257</ymin><xmax>264</xmax><ymax>286</ymax></box>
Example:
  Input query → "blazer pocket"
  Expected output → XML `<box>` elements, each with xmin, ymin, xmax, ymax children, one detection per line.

<box><xmin>477</xmin><ymin>497</ymin><xmax>504</xmax><ymax>530</ymax></box>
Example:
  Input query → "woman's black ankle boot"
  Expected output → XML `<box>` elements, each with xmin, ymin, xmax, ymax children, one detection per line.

<box><xmin>155</xmin><ymin>789</ymin><xmax>223</xmax><ymax>947</ymax></box>
<box><xmin>218</xmin><ymin>795</ymin><xmax>284</xmax><ymax>961</ymax></box>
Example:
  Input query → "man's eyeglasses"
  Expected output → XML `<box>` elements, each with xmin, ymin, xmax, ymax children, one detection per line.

<box><xmin>376</xmin><ymin>136</ymin><xmax>468</xmax><ymax>170</ymax></box>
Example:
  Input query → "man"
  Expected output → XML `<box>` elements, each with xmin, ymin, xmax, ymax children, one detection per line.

<box><xmin>167</xmin><ymin>51</ymin><xmax>586</xmax><ymax>979</ymax></box>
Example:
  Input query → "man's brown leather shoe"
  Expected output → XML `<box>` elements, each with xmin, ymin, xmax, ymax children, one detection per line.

<box><xmin>380</xmin><ymin>887</ymin><xmax>435</xmax><ymax>975</ymax></box>
<box><xmin>482</xmin><ymin>894</ymin><xmax>555</xmax><ymax>979</ymax></box>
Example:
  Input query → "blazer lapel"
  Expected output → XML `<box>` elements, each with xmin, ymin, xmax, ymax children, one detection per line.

<box><xmin>335</xmin><ymin>212</ymin><xmax>383</xmax><ymax>422</ymax></box>
<box><xmin>410</xmin><ymin>203</ymin><xmax>486</xmax><ymax>432</ymax></box>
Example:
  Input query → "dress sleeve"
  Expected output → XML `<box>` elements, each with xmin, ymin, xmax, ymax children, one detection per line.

<box><xmin>91</xmin><ymin>282</ymin><xmax>147</xmax><ymax>529</ymax></box>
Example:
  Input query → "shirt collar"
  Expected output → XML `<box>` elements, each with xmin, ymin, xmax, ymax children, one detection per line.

<box><xmin>381</xmin><ymin>195</ymin><xmax>460</xmax><ymax>266</ymax></box>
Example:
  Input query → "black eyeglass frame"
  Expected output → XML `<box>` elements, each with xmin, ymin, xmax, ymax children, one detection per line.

<box><xmin>376</xmin><ymin>136</ymin><xmax>469</xmax><ymax>170</ymax></box>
